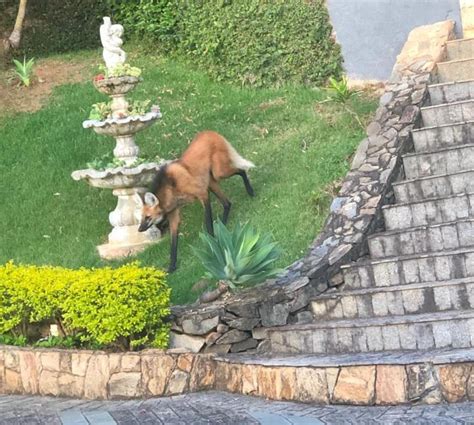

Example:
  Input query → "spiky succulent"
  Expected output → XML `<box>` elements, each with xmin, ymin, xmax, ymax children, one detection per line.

<box><xmin>192</xmin><ymin>220</ymin><xmax>283</xmax><ymax>289</ymax></box>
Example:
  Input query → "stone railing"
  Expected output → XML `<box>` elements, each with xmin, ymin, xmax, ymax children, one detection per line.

<box><xmin>1</xmin><ymin>345</ymin><xmax>473</xmax><ymax>405</ymax></box>
<box><xmin>169</xmin><ymin>20</ymin><xmax>456</xmax><ymax>355</ymax></box>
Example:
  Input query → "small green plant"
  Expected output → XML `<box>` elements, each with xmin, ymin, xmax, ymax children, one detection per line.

<box><xmin>12</xmin><ymin>57</ymin><xmax>35</xmax><ymax>87</ymax></box>
<box><xmin>86</xmin><ymin>154</ymin><xmax>149</xmax><ymax>170</ymax></box>
<box><xmin>99</xmin><ymin>63</ymin><xmax>142</xmax><ymax>79</ymax></box>
<box><xmin>129</xmin><ymin>99</ymin><xmax>151</xmax><ymax>116</ymax></box>
<box><xmin>34</xmin><ymin>335</ymin><xmax>77</xmax><ymax>349</ymax></box>
<box><xmin>88</xmin><ymin>102</ymin><xmax>112</xmax><ymax>120</ymax></box>
<box><xmin>327</xmin><ymin>76</ymin><xmax>358</xmax><ymax>103</ymax></box>
<box><xmin>192</xmin><ymin>220</ymin><xmax>283</xmax><ymax>290</ymax></box>
<box><xmin>0</xmin><ymin>333</ymin><xmax>27</xmax><ymax>347</ymax></box>
<box><xmin>88</xmin><ymin>100</ymin><xmax>153</xmax><ymax>121</ymax></box>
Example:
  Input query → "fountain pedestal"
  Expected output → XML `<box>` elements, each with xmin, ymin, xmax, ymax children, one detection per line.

<box><xmin>72</xmin><ymin>162</ymin><xmax>163</xmax><ymax>260</ymax></box>
<box><xmin>71</xmin><ymin>18</ymin><xmax>163</xmax><ymax>260</ymax></box>
<box><xmin>102</xmin><ymin>187</ymin><xmax>160</xmax><ymax>258</ymax></box>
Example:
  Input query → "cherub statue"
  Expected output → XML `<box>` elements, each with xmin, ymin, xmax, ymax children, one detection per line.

<box><xmin>100</xmin><ymin>17</ymin><xmax>127</xmax><ymax>70</ymax></box>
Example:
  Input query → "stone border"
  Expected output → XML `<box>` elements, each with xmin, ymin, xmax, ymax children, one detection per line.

<box><xmin>0</xmin><ymin>346</ymin><xmax>214</xmax><ymax>400</ymax></box>
<box><xmin>1</xmin><ymin>345</ymin><xmax>473</xmax><ymax>405</ymax></box>
<box><xmin>169</xmin><ymin>20</ymin><xmax>456</xmax><ymax>354</ymax></box>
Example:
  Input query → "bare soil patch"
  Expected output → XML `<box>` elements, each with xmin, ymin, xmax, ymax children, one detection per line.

<box><xmin>0</xmin><ymin>57</ymin><xmax>94</xmax><ymax>115</ymax></box>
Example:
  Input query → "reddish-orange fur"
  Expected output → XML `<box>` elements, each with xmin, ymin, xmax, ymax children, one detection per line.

<box><xmin>137</xmin><ymin>130</ymin><xmax>255</xmax><ymax>272</ymax></box>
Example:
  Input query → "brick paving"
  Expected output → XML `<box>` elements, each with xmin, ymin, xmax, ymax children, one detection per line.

<box><xmin>0</xmin><ymin>392</ymin><xmax>473</xmax><ymax>424</ymax></box>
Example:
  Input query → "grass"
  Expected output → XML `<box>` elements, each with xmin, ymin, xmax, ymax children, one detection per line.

<box><xmin>0</xmin><ymin>50</ymin><xmax>377</xmax><ymax>304</ymax></box>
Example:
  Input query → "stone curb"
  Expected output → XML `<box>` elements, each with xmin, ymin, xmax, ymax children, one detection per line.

<box><xmin>0</xmin><ymin>345</ymin><xmax>473</xmax><ymax>405</ymax></box>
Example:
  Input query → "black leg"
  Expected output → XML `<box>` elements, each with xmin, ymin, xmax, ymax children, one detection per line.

<box><xmin>222</xmin><ymin>200</ymin><xmax>232</xmax><ymax>224</ymax></box>
<box><xmin>168</xmin><ymin>231</ymin><xmax>178</xmax><ymax>273</ymax></box>
<box><xmin>204</xmin><ymin>197</ymin><xmax>214</xmax><ymax>235</ymax></box>
<box><xmin>167</xmin><ymin>209</ymin><xmax>180</xmax><ymax>273</ymax></box>
<box><xmin>237</xmin><ymin>170</ymin><xmax>255</xmax><ymax>197</ymax></box>
<box><xmin>210</xmin><ymin>186</ymin><xmax>232</xmax><ymax>225</ymax></box>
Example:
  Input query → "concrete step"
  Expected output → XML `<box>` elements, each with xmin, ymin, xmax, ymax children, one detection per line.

<box><xmin>403</xmin><ymin>144</ymin><xmax>474</xmax><ymax>179</ymax></box>
<box><xmin>437</xmin><ymin>58</ymin><xmax>474</xmax><ymax>83</ymax></box>
<box><xmin>412</xmin><ymin>121</ymin><xmax>474</xmax><ymax>153</ymax></box>
<box><xmin>219</xmin><ymin>347</ymin><xmax>474</xmax><ymax>367</ymax></box>
<box><xmin>428</xmin><ymin>80</ymin><xmax>474</xmax><ymax>106</ymax></box>
<box><xmin>368</xmin><ymin>219</ymin><xmax>474</xmax><ymax>259</ymax></box>
<box><xmin>446</xmin><ymin>38</ymin><xmax>474</xmax><ymax>61</ymax></box>
<box><xmin>382</xmin><ymin>192</ymin><xmax>473</xmax><ymax>231</ymax></box>
<box><xmin>421</xmin><ymin>99</ymin><xmax>474</xmax><ymax>126</ymax></box>
<box><xmin>341</xmin><ymin>247</ymin><xmax>474</xmax><ymax>290</ymax></box>
<box><xmin>393</xmin><ymin>169</ymin><xmax>474</xmax><ymax>203</ymax></box>
<box><xmin>311</xmin><ymin>279</ymin><xmax>474</xmax><ymax>321</ymax></box>
<box><xmin>268</xmin><ymin>310</ymin><xmax>474</xmax><ymax>354</ymax></box>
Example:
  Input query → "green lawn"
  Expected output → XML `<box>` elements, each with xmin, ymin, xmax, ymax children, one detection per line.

<box><xmin>0</xmin><ymin>50</ymin><xmax>377</xmax><ymax>304</ymax></box>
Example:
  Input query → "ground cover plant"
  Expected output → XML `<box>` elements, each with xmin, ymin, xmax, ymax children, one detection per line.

<box><xmin>0</xmin><ymin>50</ymin><xmax>377</xmax><ymax>304</ymax></box>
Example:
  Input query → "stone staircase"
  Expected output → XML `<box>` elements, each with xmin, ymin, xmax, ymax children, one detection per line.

<box><xmin>268</xmin><ymin>37</ymin><xmax>474</xmax><ymax>355</ymax></box>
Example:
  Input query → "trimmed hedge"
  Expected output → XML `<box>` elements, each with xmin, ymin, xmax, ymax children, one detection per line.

<box><xmin>112</xmin><ymin>0</ymin><xmax>343</xmax><ymax>87</ymax></box>
<box><xmin>0</xmin><ymin>262</ymin><xmax>170</xmax><ymax>350</ymax></box>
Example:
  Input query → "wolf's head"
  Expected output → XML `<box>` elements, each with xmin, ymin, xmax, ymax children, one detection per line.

<box><xmin>134</xmin><ymin>192</ymin><xmax>165</xmax><ymax>232</ymax></box>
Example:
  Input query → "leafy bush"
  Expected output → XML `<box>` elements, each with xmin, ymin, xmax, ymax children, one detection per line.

<box><xmin>111</xmin><ymin>0</ymin><xmax>342</xmax><ymax>87</ymax></box>
<box><xmin>192</xmin><ymin>220</ymin><xmax>283</xmax><ymax>289</ymax></box>
<box><xmin>0</xmin><ymin>261</ymin><xmax>170</xmax><ymax>350</ymax></box>
<box><xmin>108</xmin><ymin>0</ymin><xmax>181</xmax><ymax>52</ymax></box>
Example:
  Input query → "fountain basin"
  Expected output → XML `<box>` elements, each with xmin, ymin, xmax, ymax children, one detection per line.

<box><xmin>93</xmin><ymin>76</ymin><xmax>141</xmax><ymax>96</ymax></box>
<box><xmin>71</xmin><ymin>162</ymin><xmax>162</xmax><ymax>189</ymax></box>
<box><xmin>83</xmin><ymin>110</ymin><xmax>161</xmax><ymax>138</ymax></box>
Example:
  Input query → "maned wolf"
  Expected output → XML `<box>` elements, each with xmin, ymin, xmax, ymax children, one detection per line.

<box><xmin>135</xmin><ymin>130</ymin><xmax>255</xmax><ymax>272</ymax></box>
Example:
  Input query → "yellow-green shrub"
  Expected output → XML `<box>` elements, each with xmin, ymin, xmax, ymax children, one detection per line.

<box><xmin>0</xmin><ymin>261</ymin><xmax>170</xmax><ymax>350</ymax></box>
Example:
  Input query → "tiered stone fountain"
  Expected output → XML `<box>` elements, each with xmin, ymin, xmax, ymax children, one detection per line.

<box><xmin>72</xmin><ymin>17</ymin><xmax>161</xmax><ymax>259</ymax></box>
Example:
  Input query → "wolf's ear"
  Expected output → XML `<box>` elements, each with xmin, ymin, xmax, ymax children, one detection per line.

<box><xmin>144</xmin><ymin>192</ymin><xmax>159</xmax><ymax>207</ymax></box>
<box><xmin>134</xmin><ymin>193</ymin><xmax>144</xmax><ymax>207</ymax></box>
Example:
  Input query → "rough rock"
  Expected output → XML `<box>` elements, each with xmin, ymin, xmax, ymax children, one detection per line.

<box><xmin>216</xmin><ymin>330</ymin><xmax>250</xmax><ymax>345</ymax></box>
<box><xmin>230</xmin><ymin>338</ymin><xmax>259</xmax><ymax>353</ymax></box>
<box><xmin>169</xmin><ymin>333</ymin><xmax>205</xmax><ymax>353</ymax></box>
<box><xmin>259</xmin><ymin>302</ymin><xmax>290</xmax><ymax>327</ymax></box>
<box><xmin>227</xmin><ymin>318</ymin><xmax>260</xmax><ymax>331</ymax></box>
<box><xmin>182</xmin><ymin>315</ymin><xmax>219</xmax><ymax>335</ymax></box>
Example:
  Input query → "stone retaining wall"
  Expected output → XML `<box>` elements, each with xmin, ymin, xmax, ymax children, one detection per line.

<box><xmin>0</xmin><ymin>346</ymin><xmax>214</xmax><ymax>400</ymax></box>
<box><xmin>169</xmin><ymin>20</ymin><xmax>456</xmax><ymax>354</ymax></box>
<box><xmin>1</xmin><ymin>345</ymin><xmax>473</xmax><ymax>405</ymax></box>
<box><xmin>214</xmin><ymin>355</ymin><xmax>474</xmax><ymax>405</ymax></box>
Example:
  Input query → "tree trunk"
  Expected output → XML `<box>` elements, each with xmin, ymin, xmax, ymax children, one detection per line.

<box><xmin>5</xmin><ymin>0</ymin><xmax>28</xmax><ymax>52</ymax></box>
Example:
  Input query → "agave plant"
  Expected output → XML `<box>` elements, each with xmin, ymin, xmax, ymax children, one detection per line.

<box><xmin>327</xmin><ymin>76</ymin><xmax>359</xmax><ymax>103</ymax></box>
<box><xmin>12</xmin><ymin>56</ymin><xmax>35</xmax><ymax>87</ymax></box>
<box><xmin>192</xmin><ymin>220</ymin><xmax>283</xmax><ymax>291</ymax></box>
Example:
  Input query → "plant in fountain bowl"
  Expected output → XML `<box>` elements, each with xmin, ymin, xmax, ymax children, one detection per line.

<box><xmin>86</xmin><ymin>153</ymin><xmax>150</xmax><ymax>171</ymax></box>
<box><xmin>192</xmin><ymin>220</ymin><xmax>283</xmax><ymax>303</ymax></box>
<box><xmin>88</xmin><ymin>102</ymin><xmax>113</xmax><ymax>121</ymax></box>
<box><xmin>93</xmin><ymin>64</ymin><xmax>143</xmax><ymax>96</ymax></box>
<box><xmin>88</xmin><ymin>100</ymin><xmax>156</xmax><ymax>121</ymax></box>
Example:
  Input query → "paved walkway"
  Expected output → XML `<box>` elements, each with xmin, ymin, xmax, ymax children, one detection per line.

<box><xmin>0</xmin><ymin>391</ymin><xmax>473</xmax><ymax>424</ymax></box>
